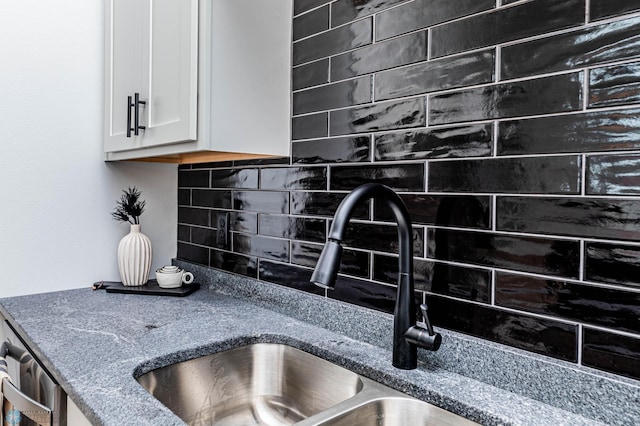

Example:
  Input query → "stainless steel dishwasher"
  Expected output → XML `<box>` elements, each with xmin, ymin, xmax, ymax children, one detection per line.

<box><xmin>1</xmin><ymin>320</ymin><xmax>66</xmax><ymax>425</ymax></box>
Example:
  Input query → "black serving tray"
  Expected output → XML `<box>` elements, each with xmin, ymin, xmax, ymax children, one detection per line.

<box><xmin>93</xmin><ymin>280</ymin><xmax>200</xmax><ymax>297</ymax></box>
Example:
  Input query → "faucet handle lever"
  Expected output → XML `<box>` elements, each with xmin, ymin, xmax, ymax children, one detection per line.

<box><xmin>419</xmin><ymin>303</ymin><xmax>435</xmax><ymax>336</ymax></box>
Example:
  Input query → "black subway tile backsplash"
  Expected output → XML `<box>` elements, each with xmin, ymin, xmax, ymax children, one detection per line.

<box><xmin>293</xmin><ymin>76</ymin><xmax>372</xmax><ymax>115</ymax></box>
<box><xmin>292</xmin><ymin>113</ymin><xmax>328</xmax><ymax>140</ymax></box>
<box><xmin>427</xmin><ymin>228</ymin><xmax>580</xmax><ymax>278</ymax></box>
<box><xmin>429</xmin><ymin>156</ymin><xmax>581</xmax><ymax>194</ymax></box>
<box><xmin>429</xmin><ymin>73</ymin><xmax>583</xmax><ymax>125</ymax></box>
<box><xmin>374</xmin><ymin>124</ymin><xmax>492</xmax><ymax>161</ymax></box>
<box><xmin>587</xmin><ymin>154</ymin><xmax>640</xmax><ymax>195</ymax></box>
<box><xmin>293</xmin><ymin>59</ymin><xmax>329</xmax><ymax>91</ymax></box>
<box><xmin>292</xmin><ymin>17</ymin><xmax>372</xmax><ymax>66</ymax></box>
<box><xmin>374</xmin><ymin>50</ymin><xmax>495</xmax><ymax>102</ymax></box>
<box><xmin>588</xmin><ymin>61</ymin><xmax>640</xmax><ymax>108</ymax></box>
<box><xmin>293</xmin><ymin>4</ymin><xmax>328</xmax><ymax>41</ymax></box>
<box><xmin>585</xmin><ymin>242</ymin><xmax>640</xmax><ymax>289</ymax></box>
<box><xmin>496</xmin><ymin>272</ymin><xmax>640</xmax><ymax>334</ymax></box>
<box><xmin>590</xmin><ymin>0</ymin><xmax>640</xmax><ymax>21</ymax></box>
<box><xmin>427</xmin><ymin>294</ymin><xmax>578</xmax><ymax>362</ymax></box>
<box><xmin>330</xmin><ymin>163</ymin><xmax>425</xmax><ymax>192</ymax></box>
<box><xmin>582</xmin><ymin>327</ymin><xmax>640</xmax><ymax>380</ymax></box>
<box><xmin>430</xmin><ymin>0</ymin><xmax>584</xmax><ymax>58</ymax></box>
<box><xmin>177</xmin><ymin>1</ymin><xmax>640</xmax><ymax>380</ymax></box>
<box><xmin>501</xmin><ymin>16</ymin><xmax>640</xmax><ymax>80</ymax></box>
<box><xmin>375</xmin><ymin>0</ymin><xmax>494</xmax><ymax>41</ymax></box>
<box><xmin>330</xmin><ymin>31</ymin><xmax>428</xmax><ymax>81</ymax></box>
<box><xmin>498</xmin><ymin>108</ymin><xmax>640</xmax><ymax>155</ymax></box>
<box><xmin>260</xmin><ymin>167</ymin><xmax>327</xmax><ymax>191</ymax></box>
<box><xmin>497</xmin><ymin>196</ymin><xmax>640</xmax><ymax>241</ymax></box>
<box><xmin>330</xmin><ymin>97</ymin><xmax>426</xmax><ymax>136</ymax></box>
<box><xmin>330</xmin><ymin>0</ymin><xmax>407</xmax><ymax>28</ymax></box>
<box><xmin>292</xmin><ymin>136</ymin><xmax>371</xmax><ymax>164</ymax></box>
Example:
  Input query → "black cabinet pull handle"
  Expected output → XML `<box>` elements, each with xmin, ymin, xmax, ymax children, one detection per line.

<box><xmin>134</xmin><ymin>92</ymin><xmax>146</xmax><ymax>136</ymax></box>
<box><xmin>126</xmin><ymin>95</ymin><xmax>133</xmax><ymax>138</ymax></box>
<box><xmin>126</xmin><ymin>93</ymin><xmax>146</xmax><ymax>138</ymax></box>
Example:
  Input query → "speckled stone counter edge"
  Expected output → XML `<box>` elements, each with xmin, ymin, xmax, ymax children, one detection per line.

<box><xmin>175</xmin><ymin>260</ymin><xmax>640</xmax><ymax>425</ymax></box>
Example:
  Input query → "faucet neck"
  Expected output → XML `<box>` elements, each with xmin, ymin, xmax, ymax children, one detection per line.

<box><xmin>328</xmin><ymin>183</ymin><xmax>413</xmax><ymax>277</ymax></box>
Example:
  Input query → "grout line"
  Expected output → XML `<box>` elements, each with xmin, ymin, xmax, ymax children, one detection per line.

<box><xmin>579</xmin><ymin>240</ymin><xmax>585</xmax><ymax>281</ymax></box>
<box><xmin>577</xmin><ymin>324</ymin><xmax>583</xmax><ymax>365</ymax></box>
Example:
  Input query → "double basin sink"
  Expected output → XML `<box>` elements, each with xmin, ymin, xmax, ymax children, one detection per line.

<box><xmin>136</xmin><ymin>343</ymin><xmax>477</xmax><ymax>425</ymax></box>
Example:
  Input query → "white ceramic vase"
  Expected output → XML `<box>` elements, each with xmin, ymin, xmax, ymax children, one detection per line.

<box><xmin>117</xmin><ymin>224</ymin><xmax>152</xmax><ymax>286</ymax></box>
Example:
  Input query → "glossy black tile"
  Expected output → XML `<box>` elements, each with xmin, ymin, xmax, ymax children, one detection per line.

<box><xmin>178</xmin><ymin>189</ymin><xmax>190</xmax><ymax>206</ymax></box>
<box><xmin>210</xmin><ymin>249</ymin><xmax>258</xmax><ymax>279</ymax></box>
<box><xmin>294</xmin><ymin>0</ymin><xmax>330</xmax><ymax>16</ymax></box>
<box><xmin>588</xmin><ymin>62</ymin><xmax>640</xmax><ymax>108</ymax></box>
<box><xmin>233</xmin><ymin>233</ymin><xmax>289</xmax><ymax>262</ymax></box>
<box><xmin>427</xmin><ymin>294</ymin><xmax>578</xmax><ymax>362</ymax></box>
<box><xmin>293</xmin><ymin>18</ymin><xmax>372</xmax><ymax>66</ymax></box>
<box><xmin>582</xmin><ymin>328</ymin><xmax>640</xmax><ymax>380</ymax></box>
<box><xmin>373</xmin><ymin>254</ymin><xmax>491</xmax><ymax>301</ymax></box>
<box><xmin>192</xmin><ymin>190</ymin><xmax>233</xmax><ymax>209</ymax></box>
<box><xmin>233</xmin><ymin>191</ymin><xmax>289</xmax><ymax>214</ymax></box>
<box><xmin>331</xmin><ymin>0</ymin><xmax>407</xmax><ymax>28</ymax></box>
<box><xmin>293</xmin><ymin>76</ymin><xmax>372</xmax><ymax>115</ymax></box>
<box><xmin>330</xmin><ymin>31</ymin><xmax>428</xmax><ymax>81</ymax></box>
<box><xmin>431</xmin><ymin>0</ymin><xmax>584</xmax><ymax>58</ymax></box>
<box><xmin>260</xmin><ymin>167</ymin><xmax>327</xmax><ymax>190</ymax></box>
<box><xmin>330</xmin><ymin>163</ymin><xmax>425</xmax><ymax>192</ymax></box>
<box><xmin>290</xmin><ymin>191</ymin><xmax>370</xmax><ymax>219</ymax></box>
<box><xmin>178</xmin><ymin>207</ymin><xmax>210</xmax><ymax>227</ymax></box>
<box><xmin>177</xmin><ymin>225</ymin><xmax>190</xmax><ymax>242</ymax></box>
<box><xmin>427</xmin><ymin>229</ymin><xmax>580</xmax><ymax>278</ymax></box>
<box><xmin>374</xmin><ymin>50</ymin><xmax>495</xmax><ymax>101</ymax></box>
<box><xmin>331</xmin><ymin>98</ymin><xmax>426</xmax><ymax>136</ymax></box>
<box><xmin>177</xmin><ymin>169</ymin><xmax>209</xmax><ymax>188</ymax></box>
<box><xmin>292</xmin><ymin>136</ymin><xmax>371</xmax><ymax>164</ymax></box>
<box><xmin>429</xmin><ymin>73</ymin><xmax>583</xmax><ymax>125</ymax></box>
<box><xmin>291</xmin><ymin>241</ymin><xmax>370</xmax><ymax>278</ymax></box>
<box><xmin>191</xmin><ymin>227</ymin><xmax>216</xmax><ymax>248</ymax></box>
<box><xmin>258</xmin><ymin>215</ymin><xmax>326</xmax><ymax>243</ymax></box>
<box><xmin>292</xmin><ymin>113</ymin><xmax>328</xmax><ymax>140</ymax></box>
<box><xmin>429</xmin><ymin>156</ymin><xmax>581</xmax><ymax>194</ymax></box>
<box><xmin>341</xmin><ymin>222</ymin><xmax>425</xmax><ymax>257</ymax></box>
<box><xmin>178</xmin><ymin>164</ymin><xmax>192</xmax><ymax>170</ymax></box>
<box><xmin>259</xmin><ymin>259</ymin><xmax>325</xmax><ymax>295</ymax></box>
<box><xmin>177</xmin><ymin>242</ymin><xmax>209</xmax><ymax>266</ymax></box>
<box><xmin>293</xmin><ymin>59</ymin><xmax>329</xmax><ymax>91</ymax></box>
<box><xmin>374</xmin><ymin>194</ymin><xmax>491</xmax><ymax>229</ymax></box>
<box><xmin>498</xmin><ymin>196</ymin><xmax>640</xmax><ymax>241</ymax></box>
<box><xmin>293</xmin><ymin>5</ymin><xmax>329</xmax><ymax>41</ymax></box>
<box><xmin>590</xmin><ymin>0</ymin><xmax>640</xmax><ymax>21</ymax></box>
<box><xmin>230</xmin><ymin>211</ymin><xmax>258</xmax><ymax>234</ymax></box>
<box><xmin>210</xmin><ymin>169</ymin><xmax>258</xmax><ymax>189</ymax></box>
<box><xmin>585</xmin><ymin>242</ymin><xmax>640</xmax><ymax>289</ymax></box>
<box><xmin>588</xmin><ymin>154</ymin><xmax>640</xmax><ymax>195</ymax></box>
<box><xmin>232</xmin><ymin>157</ymin><xmax>290</xmax><ymax>167</ymax></box>
<box><xmin>375</xmin><ymin>0</ymin><xmax>494</xmax><ymax>41</ymax></box>
<box><xmin>501</xmin><ymin>16</ymin><xmax>640</xmax><ymax>79</ymax></box>
<box><xmin>496</xmin><ymin>272</ymin><xmax>640</xmax><ymax>334</ymax></box>
<box><xmin>374</xmin><ymin>123</ymin><xmax>492</xmax><ymax>161</ymax></box>
<box><xmin>497</xmin><ymin>108</ymin><xmax>640</xmax><ymax>155</ymax></box>
<box><xmin>329</xmin><ymin>274</ymin><xmax>417</xmax><ymax>316</ymax></box>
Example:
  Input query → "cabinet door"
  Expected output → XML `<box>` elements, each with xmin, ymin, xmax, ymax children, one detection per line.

<box><xmin>104</xmin><ymin>0</ymin><xmax>198</xmax><ymax>153</ymax></box>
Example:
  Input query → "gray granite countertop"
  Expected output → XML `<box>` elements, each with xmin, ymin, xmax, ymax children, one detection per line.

<box><xmin>0</xmin><ymin>263</ymin><xmax>638</xmax><ymax>425</ymax></box>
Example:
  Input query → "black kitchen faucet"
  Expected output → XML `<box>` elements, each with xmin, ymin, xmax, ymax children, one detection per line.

<box><xmin>310</xmin><ymin>183</ymin><xmax>441</xmax><ymax>369</ymax></box>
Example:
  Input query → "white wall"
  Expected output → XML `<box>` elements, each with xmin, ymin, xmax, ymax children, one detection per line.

<box><xmin>0</xmin><ymin>1</ymin><xmax>177</xmax><ymax>297</ymax></box>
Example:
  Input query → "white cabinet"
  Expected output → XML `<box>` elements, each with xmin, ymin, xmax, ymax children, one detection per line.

<box><xmin>104</xmin><ymin>0</ymin><xmax>292</xmax><ymax>163</ymax></box>
<box><xmin>104</xmin><ymin>0</ymin><xmax>198</xmax><ymax>154</ymax></box>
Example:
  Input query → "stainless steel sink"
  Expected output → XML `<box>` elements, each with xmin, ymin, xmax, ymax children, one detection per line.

<box><xmin>136</xmin><ymin>343</ymin><xmax>478</xmax><ymax>426</ymax></box>
<box><xmin>312</xmin><ymin>397</ymin><xmax>479</xmax><ymax>426</ymax></box>
<box><xmin>136</xmin><ymin>343</ymin><xmax>363</xmax><ymax>425</ymax></box>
